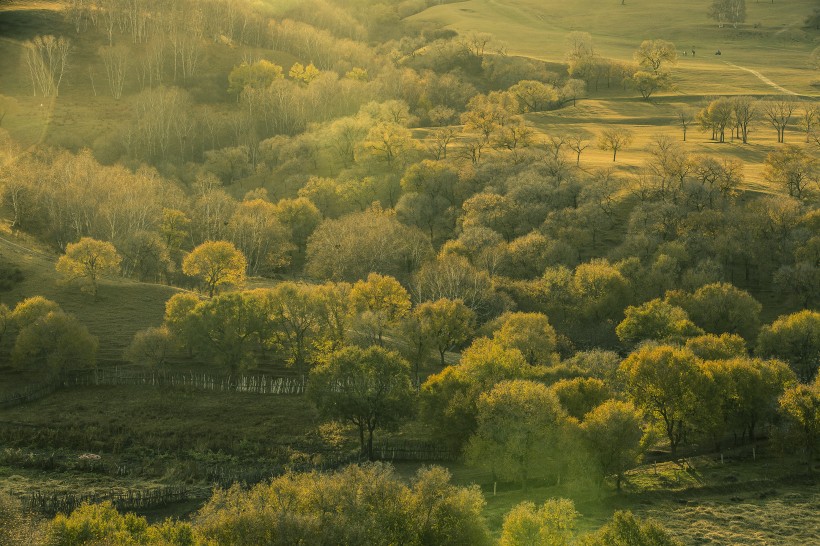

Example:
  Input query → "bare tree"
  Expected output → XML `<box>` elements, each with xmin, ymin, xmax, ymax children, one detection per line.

<box><xmin>731</xmin><ymin>96</ymin><xmax>756</xmax><ymax>144</ymax></box>
<box><xmin>677</xmin><ymin>109</ymin><xmax>694</xmax><ymax>141</ymax></box>
<box><xmin>428</xmin><ymin>127</ymin><xmax>457</xmax><ymax>160</ymax></box>
<box><xmin>798</xmin><ymin>104</ymin><xmax>818</xmax><ymax>143</ymax></box>
<box><xmin>598</xmin><ymin>127</ymin><xmax>633</xmax><ymax>161</ymax></box>
<box><xmin>23</xmin><ymin>35</ymin><xmax>71</xmax><ymax>97</ymax></box>
<box><xmin>761</xmin><ymin>98</ymin><xmax>796</xmax><ymax>143</ymax></box>
<box><xmin>99</xmin><ymin>44</ymin><xmax>129</xmax><ymax>99</ymax></box>
<box><xmin>567</xmin><ymin>135</ymin><xmax>590</xmax><ymax>166</ymax></box>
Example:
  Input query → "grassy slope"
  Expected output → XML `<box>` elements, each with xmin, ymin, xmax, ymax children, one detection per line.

<box><xmin>410</xmin><ymin>0</ymin><xmax>820</xmax><ymax>95</ymax></box>
<box><xmin>0</xmin><ymin>225</ymin><xmax>179</xmax><ymax>371</ymax></box>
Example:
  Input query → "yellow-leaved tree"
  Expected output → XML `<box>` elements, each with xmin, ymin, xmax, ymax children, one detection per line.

<box><xmin>182</xmin><ymin>241</ymin><xmax>247</xmax><ymax>297</ymax></box>
<box><xmin>55</xmin><ymin>237</ymin><xmax>121</xmax><ymax>299</ymax></box>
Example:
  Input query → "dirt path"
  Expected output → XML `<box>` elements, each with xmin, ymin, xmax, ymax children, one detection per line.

<box><xmin>723</xmin><ymin>61</ymin><xmax>797</xmax><ymax>96</ymax></box>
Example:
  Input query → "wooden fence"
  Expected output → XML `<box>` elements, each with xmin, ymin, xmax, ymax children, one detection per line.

<box><xmin>63</xmin><ymin>369</ymin><xmax>307</xmax><ymax>395</ymax></box>
<box><xmin>373</xmin><ymin>439</ymin><xmax>458</xmax><ymax>462</ymax></box>
<box><xmin>20</xmin><ymin>485</ymin><xmax>191</xmax><ymax>516</ymax></box>
<box><xmin>0</xmin><ymin>381</ymin><xmax>61</xmax><ymax>409</ymax></box>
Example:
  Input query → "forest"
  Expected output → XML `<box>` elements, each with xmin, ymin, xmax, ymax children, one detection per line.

<box><xmin>0</xmin><ymin>0</ymin><xmax>818</xmax><ymax>544</ymax></box>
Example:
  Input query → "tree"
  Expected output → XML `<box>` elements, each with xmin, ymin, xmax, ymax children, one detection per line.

<box><xmin>194</xmin><ymin>463</ymin><xmax>491</xmax><ymax>546</ymax></box>
<box><xmin>667</xmin><ymin>282</ymin><xmax>762</xmax><ymax>341</ymax></box>
<box><xmin>492</xmin><ymin>312</ymin><xmax>559</xmax><ymax>366</ymax></box>
<box><xmin>616</xmin><ymin>299</ymin><xmax>703</xmax><ymax>345</ymax></box>
<box><xmin>732</xmin><ymin>96</ymin><xmax>756</xmax><ymax>143</ymax></box>
<box><xmin>359</xmin><ymin>121</ymin><xmax>415</xmax><ymax>168</ymax></box>
<box><xmin>581</xmin><ymin>400</ymin><xmax>646</xmax><ymax>491</ymax></box>
<box><xmin>182</xmin><ymin>241</ymin><xmax>247</xmax><ymax>297</ymax></box>
<box><xmin>508</xmin><ymin>80</ymin><xmax>558</xmax><ymax>113</ymax></box>
<box><xmin>264</xmin><ymin>282</ymin><xmax>323</xmax><ymax>376</ymax></box>
<box><xmin>598</xmin><ymin>127</ymin><xmax>633</xmax><ymax>162</ymax></box>
<box><xmin>306</xmin><ymin>207</ymin><xmax>432</xmax><ymax>283</ymax></box>
<box><xmin>415</xmin><ymin>298</ymin><xmax>476</xmax><ymax>366</ymax></box>
<box><xmin>192</xmin><ymin>292</ymin><xmax>268</xmax><ymax>379</ymax></box>
<box><xmin>634</xmin><ymin>39</ymin><xmax>677</xmax><ymax>73</ymax></box>
<box><xmin>466</xmin><ymin>380</ymin><xmax>569</xmax><ymax>490</ymax></box>
<box><xmin>763</xmin><ymin>144</ymin><xmax>818</xmax><ymax>200</ymax></box>
<box><xmin>348</xmin><ymin>273</ymin><xmax>411</xmax><ymax>345</ymax></box>
<box><xmin>10</xmin><ymin>296</ymin><xmax>61</xmax><ymax>329</ymax></box>
<box><xmin>125</xmin><ymin>326</ymin><xmax>172</xmax><ymax>368</ymax></box>
<box><xmin>420</xmin><ymin>337</ymin><xmax>531</xmax><ymax>451</ymax></box>
<box><xmin>678</xmin><ymin>109</ymin><xmax>694</xmax><ymax>141</ymax></box>
<box><xmin>500</xmin><ymin>498</ymin><xmax>579</xmax><ymax>546</ymax></box>
<box><xmin>779</xmin><ymin>379</ymin><xmax>820</xmax><ymax>472</ymax></box>
<box><xmin>709</xmin><ymin>0</ymin><xmax>747</xmax><ymax>28</ymax></box>
<box><xmin>761</xmin><ymin>98</ymin><xmax>796</xmax><ymax>143</ymax></box>
<box><xmin>23</xmin><ymin>35</ymin><xmax>71</xmax><ymax>97</ymax></box>
<box><xmin>12</xmin><ymin>311</ymin><xmax>98</xmax><ymax>376</ymax></box>
<box><xmin>580</xmin><ymin>511</ymin><xmax>683</xmax><ymax>546</ymax></box>
<box><xmin>620</xmin><ymin>345</ymin><xmax>703</xmax><ymax>455</ymax></box>
<box><xmin>47</xmin><ymin>502</ymin><xmax>192</xmax><ymax>546</ymax></box>
<box><xmin>632</xmin><ymin>71</ymin><xmax>671</xmax><ymax>100</ymax></box>
<box><xmin>227</xmin><ymin>60</ymin><xmax>283</xmax><ymax>96</ymax></box>
<box><xmin>567</xmin><ymin>135</ymin><xmax>590</xmax><ymax>165</ymax></box>
<box><xmin>309</xmin><ymin>346</ymin><xmax>414</xmax><ymax>460</ymax></box>
<box><xmin>56</xmin><ymin>237</ymin><xmax>121</xmax><ymax>298</ymax></box>
<box><xmin>572</xmin><ymin>259</ymin><xmax>631</xmax><ymax>323</ymax></box>
<box><xmin>756</xmin><ymin>310</ymin><xmax>820</xmax><ymax>383</ymax></box>
<box><xmin>685</xmin><ymin>333</ymin><xmax>747</xmax><ymax>360</ymax></box>
<box><xmin>98</xmin><ymin>44</ymin><xmax>128</xmax><ymax>99</ymax></box>
<box><xmin>702</xmin><ymin>357</ymin><xmax>795</xmax><ymax>443</ymax></box>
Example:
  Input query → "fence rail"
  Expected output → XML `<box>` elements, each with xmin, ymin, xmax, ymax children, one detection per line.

<box><xmin>373</xmin><ymin>439</ymin><xmax>458</xmax><ymax>462</ymax></box>
<box><xmin>19</xmin><ymin>485</ymin><xmax>191</xmax><ymax>516</ymax></box>
<box><xmin>0</xmin><ymin>371</ymin><xmax>306</xmax><ymax>409</ymax></box>
<box><xmin>63</xmin><ymin>369</ymin><xmax>306</xmax><ymax>395</ymax></box>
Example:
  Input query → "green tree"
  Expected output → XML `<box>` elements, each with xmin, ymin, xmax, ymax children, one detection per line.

<box><xmin>349</xmin><ymin>273</ymin><xmax>411</xmax><ymax>345</ymax></box>
<box><xmin>779</xmin><ymin>379</ymin><xmax>820</xmax><ymax>473</ymax></box>
<box><xmin>552</xmin><ymin>377</ymin><xmax>612</xmax><ymax>421</ymax></box>
<box><xmin>163</xmin><ymin>293</ymin><xmax>202</xmax><ymax>356</ymax></box>
<box><xmin>620</xmin><ymin>345</ymin><xmax>703</xmax><ymax>455</ymax></box>
<box><xmin>192</xmin><ymin>291</ymin><xmax>267</xmax><ymax>379</ymax></box>
<box><xmin>194</xmin><ymin>463</ymin><xmax>491</xmax><ymax>546</ymax></box>
<box><xmin>124</xmin><ymin>326</ymin><xmax>172</xmax><ymax>368</ymax></box>
<box><xmin>579</xmin><ymin>511</ymin><xmax>683</xmax><ymax>546</ymax></box>
<box><xmin>466</xmin><ymin>379</ymin><xmax>569</xmax><ymax>490</ymax></box>
<box><xmin>10</xmin><ymin>296</ymin><xmax>60</xmax><ymax>329</ymax></box>
<box><xmin>264</xmin><ymin>282</ymin><xmax>323</xmax><ymax>376</ymax></box>
<box><xmin>756</xmin><ymin>310</ymin><xmax>820</xmax><ymax>383</ymax></box>
<box><xmin>667</xmin><ymin>282</ymin><xmax>762</xmax><ymax>341</ymax></box>
<box><xmin>685</xmin><ymin>333</ymin><xmax>747</xmax><ymax>360</ymax></box>
<box><xmin>420</xmin><ymin>337</ymin><xmax>531</xmax><ymax>451</ymax></box>
<box><xmin>12</xmin><ymin>311</ymin><xmax>97</xmax><ymax>376</ymax></box>
<box><xmin>182</xmin><ymin>241</ymin><xmax>247</xmax><ymax>297</ymax></box>
<box><xmin>56</xmin><ymin>237</ymin><xmax>121</xmax><ymax>298</ymax></box>
<box><xmin>47</xmin><ymin>502</ymin><xmax>193</xmax><ymax>546</ymax></box>
<box><xmin>581</xmin><ymin>400</ymin><xmax>646</xmax><ymax>491</ymax></box>
<box><xmin>492</xmin><ymin>312</ymin><xmax>560</xmax><ymax>366</ymax></box>
<box><xmin>572</xmin><ymin>259</ymin><xmax>631</xmax><ymax>323</ymax></box>
<box><xmin>616</xmin><ymin>299</ymin><xmax>703</xmax><ymax>345</ymax></box>
<box><xmin>415</xmin><ymin>298</ymin><xmax>476</xmax><ymax>366</ymax></box>
<box><xmin>309</xmin><ymin>346</ymin><xmax>414</xmax><ymax>460</ymax></box>
<box><xmin>500</xmin><ymin>498</ymin><xmax>579</xmax><ymax>546</ymax></box>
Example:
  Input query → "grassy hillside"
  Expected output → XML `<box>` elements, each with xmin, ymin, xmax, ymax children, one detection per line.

<box><xmin>0</xmin><ymin>224</ymin><xmax>179</xmax><ymax>373</ymax></box>
<box><xmin>410</xmin><ymin>0</ymin><xmax>820</xmax><ymax>95</ymax></box>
